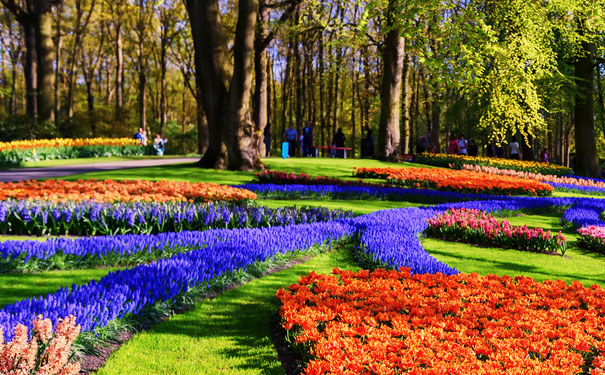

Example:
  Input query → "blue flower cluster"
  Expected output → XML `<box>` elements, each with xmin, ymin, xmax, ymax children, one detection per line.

<box><xmin>547</xmin><ymin>182</ymin><xmax>605</xmax><ymax>196</ymax></box>
<box><xmin>561</xmin><ymin>200</ymin><xmax>605</xmax><ymax>228</ymax></box>
<box><xmin>0</xmin><ymin>200</ymin><xmax>352</xmax><ymax>236</ymax></box>
<box><xmin>238</xmin><ymin>183</ymin><xmax>503</xmax><ymax>203</ymax></box>
<box><xmin>0</xmin><ymin>221</ymin><xmax>355</xmax><ymax>340</ymax></box>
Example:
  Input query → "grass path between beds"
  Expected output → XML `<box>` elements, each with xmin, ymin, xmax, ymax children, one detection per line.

<box><xmin>96</xmin><ymin>248</ymin><xmax>359</xmax><ymax>375</ymax></box>
<box><xmin>423</xmin><ymin>212</ymin><xmax>605</xmax><ymax>287</ymax></box>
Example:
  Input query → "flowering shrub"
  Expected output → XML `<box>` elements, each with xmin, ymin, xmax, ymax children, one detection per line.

<box><xmin>0</xmin><ymin>315</ymin><xmax>80</xmax><ymax>375</ymax></box>
<box><xmin>577</xmin><ymin>226</ymin><xmax>605</xmax><ymax>254</ymax></box>
<box><xmin>0</xmin><ymin>221</ymin><xmax>353</xmax><ymax>340</ymax></box>
<box><xmin>0</xmin><ymin>200</ymin><xmax>351</xmax><ymax>236</ymax></box>
<box><xmin>0</xmin><ymin>179</ymin><xmax>257</xmax><ymax>203</ymax></box>
<box><xmin>0</xmin><ymin>137</ymin><xmax>145</xmax><ymax>168</ymax></box>
<box><xmin>425</xmin><ymin>208</ymin><xmax>567</xmax><ymax>255</ymax></box>
<box><xmin>414</xmin><ymin>153</ymin><xmax>573</xmax><ymax>176</ymax></box>
<box><xmin>355</xmin><ymin>167</ymin><xmax>554</xmax><ymax>196</ymax></box>
<box><xmin>277</xmin><ymin>268</ymin><xmax>605</xmax><ymax>375</ymax></box>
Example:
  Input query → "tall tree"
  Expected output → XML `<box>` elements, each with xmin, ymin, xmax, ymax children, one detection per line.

<box><xmin>185</xmin><ymin>0</ymin><xmax>259</xmax><ymax>170</ymax></box>
<box><xmin>1</xmin><ymin>0</ymin><xmax>59</xmax><ymax>124</ymax></box>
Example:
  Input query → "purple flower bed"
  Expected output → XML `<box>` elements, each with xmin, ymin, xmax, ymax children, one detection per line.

<box><xmin>0</xmin><ymin>221</ymin><xmax>354</xmax><ymax>340</ymax></box>
<box><xmin>546</xmin><ymin>182</ymin><xmax>605</xmax><ymax>196</ymax></box>
<box><xmin>561</xmin><ymin>200</ymin><xmax>605</xmax><ymax>228</ymax></box>
<box><xmin>0</xmin><ymin>200</ymin><xmax>352</xmax><ymax>236</ymax></box>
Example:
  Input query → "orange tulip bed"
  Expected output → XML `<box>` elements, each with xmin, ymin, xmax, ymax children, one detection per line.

<box><xmin>277</xmin><ymin>268</ymin><xmax>605</xmax><ymax>375</ymax></box>
<box><xmin>0</xmin><ymin>179</ymin><xmax>257</xmax><ymax>203</ymax></box>
<box><xmin>355</xmin><ymin>167</ymin><xmax>553</xmax><ymax>196</ymax></box>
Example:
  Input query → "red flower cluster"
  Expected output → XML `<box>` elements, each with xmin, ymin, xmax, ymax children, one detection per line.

<box><xmin>355</xmin><ymin>167</ymin><xmax>554</xmax><ymax>196</ymax></box>
<box><xmin>255</xmin><ymin>170</ymin><xmax>387</xmax><ymax>187</ymax></box>
<box><xmin>0</xmin><ymin>179</ymin><xmax>257</xmax><ymax>203</ymax></box>
<box><xmin>277</xmin><ymin>268</ymin><xmax>605</xmax><ymax>375</ymax></box>
<box><xmin>425</xmin><ymin>208</ymin><xmax>567</xmax><ymax>255</ymax></box>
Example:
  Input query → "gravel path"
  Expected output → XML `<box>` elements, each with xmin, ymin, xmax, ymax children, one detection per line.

<box><xmin>0</xmin><ymin>158</ymin><xmax>199</xmax><ymax>182</ymax></box>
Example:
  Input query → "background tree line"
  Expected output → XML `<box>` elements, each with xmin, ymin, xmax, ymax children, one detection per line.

<box><xmin>0</xmin><ymin>0</ymin><xmax>604</xmax><ymax>175</ymax></box>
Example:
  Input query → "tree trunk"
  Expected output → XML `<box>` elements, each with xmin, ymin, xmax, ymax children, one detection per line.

<box><xmin>22</xmin><ymin>18</ymin><xmax>37</xmax><ymax>120</ymax></box>
<box><xmin>252</xmin><ymin>1</ymin><xmax>269</xmax><ymax>158</ymax></box>
<box><xmin>400</xmin><ymin>54</ymin><xmax>411</xmax><ymax>154</ymax></box>
<box><xmin>36</xmin><ymin>9</ymin><xmax>54</xmax><ymax>123</ymax></box>
<box><xmin>115</xmin><ymin>21</ymin><xmax>124</xmax><ymax>117</ymax></box>
<box><xmin>431</xmin><ymin>90</ymin><xmax>441</xmax><ymax>153</ymax></box>
<box><xmin>53</xmin><ymin>3</ymin><xmax>62</xmax><ymax>128</ymax></box>
<box><xmin>186</xmin><ymin>0</ymin><xmax>259</xmax><ymax>170</ymax></box>
<box><xmin>574</xmin><ymin>41</ymin><xmax>600</xmax><ymax>177</ymax></box>
<box><xmin>377</xmin><ymin>9</ymin><xmax>404</xmax><ymax>161</ymax></box>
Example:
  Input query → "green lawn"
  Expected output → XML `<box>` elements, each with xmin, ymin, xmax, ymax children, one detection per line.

<box><xmin>0</xmin><ymin>267</ymin><xmax>119</xmax><ymax>308</ymax></box>
<box><xmin>58</xmin><ymin>157</ymin><xmax>413</xmax><ymax>185</ymax></box>
<box><xmin>423</xmin><ymin>212</ymin><xmax>605</xmax><ymax>287</ymax></box>
<box><xmin>258</xmin><ymin>199</ymin><xmax>422</xmax><ymax>215</ymax></box>
<box><xmin>97</xmin><ymin>248</ymin><xmax>359</xmax><ymax>375</ymax></box>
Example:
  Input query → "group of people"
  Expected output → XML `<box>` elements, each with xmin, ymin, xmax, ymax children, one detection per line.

<box><xmin>446</xmin><ymin>134</ymin><xmax>478</xmax><ymax>157</ymax></box>
<box><xmin>446</xmin><ymin>134</ymin><xmax>550</xmax><ymax>163</ymax></box>
<box><xmin>134</xmin><ymin>127</ymin><xmax>168</xmax><ymax>156</ymax></box>
<box><xmin>277</xmin><ymin>122</ymin><xmax>347</xmax><ymax>158</ymax></box>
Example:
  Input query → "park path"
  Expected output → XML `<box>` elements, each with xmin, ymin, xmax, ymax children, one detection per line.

<box><xmin>0</xmin><ymin>158</ymin><xmax>199</xmax><ymax>182</ymax></box>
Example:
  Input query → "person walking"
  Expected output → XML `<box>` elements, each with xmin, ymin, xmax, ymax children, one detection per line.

<box><xmin>468</xmin><ymin>139</ymin><xmax>478</xmax><ymax>157</ymax></box>
<box><xmin>509</xmin><ymin>136</ymin><xmax>520</xmax><ymax>160</ymax></box>
<box><xmin>447</xmin><ymin>136</ymin><xmax>460</xmax><ymax>155</ymax></box>
<box><xmin>152</xmin><ymin>134</ymin><xmax>167</xmax><ymax>156</ymax></box>
<box><xmin>457</xmin><ymin>134</ymin><xmax>468</xmax><ymax>156</ymax></box>
<box><xmin>263</xmin><ymin>125</ymin><xmax>272</xmax><ymax>157</ymax></box>
<box><xmin>334</xmin><ymin>128</ymin><xmax>346</xmax><ymax>158</ymax></box>
<box><xmin>303</xmin><ymin>122</ymin><xmax>314</xmax><ymax>157</ymax></box>
<box><xmin>134</xmin><ymin>127</ymin><xmax>147</xmax><ymax>146</ymax></box>
<box><xmin>284</xmin><ymin>124</ymin><xmax>298</xmax><ymax>158</ymax></box>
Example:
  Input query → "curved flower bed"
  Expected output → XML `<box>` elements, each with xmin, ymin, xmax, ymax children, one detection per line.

<box><xmin>463</xmin><ymin>164</ymin><xmax>605</xmax><ymax>189</ymax></box>
<box><xmin>0</xmin><ymin>206</ymin><xmax>353</xmax><ymax>273</ymax></box>
<box><xmin>255</xmin><ymin>171</ymin><xmax>380</xmax><ymax>187</ymax></box>
<box><xmin>425</xmin><ymin>208</ymin><xmax>567</xmax><ymax>255</ymax></box>
<box><xmin>414</xmin><ymin>153</ymin><xmax>573</xmax><ymax>176</ymax></box>
<box><xmin>355</xmin><ymin>167</ymin><xmax>554</xmax><ymax>196</ymax></box>
<box><xmin>0</xmin><ymin>200</ymin><xmax>351</xmax><ymax>236</ymax></box>
<box><xmin>277</xmin><ymin>268</ymin><xmax>605</xmax><ymax>375</ymax></box>
<box><xmin>561</xmin><ymin>200</ymin><xmax>605</xmax><ymax>229</ymax></box>
<box><xmin>0</xmin><ymin>138</ymin><xmax>145</xmax><ymax>168</ymax></box>
<box><xmin>0</xmin><ymin>179</ymin><xmax>256</xmax><ymax>203</ymax></box>
<box><xmin>0</xmin><ymin>221</ymin><xmax>353</xmax><ymax>340</ymax></box>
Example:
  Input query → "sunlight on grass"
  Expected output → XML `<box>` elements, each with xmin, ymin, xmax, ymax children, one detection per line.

<box><xmin>97</xmin><ymin>249</ymin><xmax>359</xmax><ymax>375</ymax></box>
<box><xmin>19</xmin><ymin>155</ymin><xmax>197</xmax><ymax>168</ymax></box>
<box><xmin>258</xmin><ymin>199</ymin><xmax>423</xmax><ymax>214</ymax></box>
<box><xmin>423</xmin><ymin>212</ymin><xmax>605</xmax><ymax>287</ymax></box>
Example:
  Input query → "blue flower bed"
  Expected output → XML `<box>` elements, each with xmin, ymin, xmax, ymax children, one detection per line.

<box><xmin>239</xmin><ymin>183</ymin><xmax>507</xmax><ymax>203</ymax></box>
<box><xmin>0</xmin><ymin>200</ymin><xmax>352</xmax><ymax>236</ymax></box>
<box><xmin>547</xmin><ymin>182</ymin><xmax>605</xmax><ymax>196</ymax></box>
<box><xmin>0</xmin><ymin>221</ymin><xmax>354</xmax><ymax>340</ymax></box>
<box><xmin>561</xmin><ymin>200</ymin><xmax>605</xmax><ymax>228</ymax></box>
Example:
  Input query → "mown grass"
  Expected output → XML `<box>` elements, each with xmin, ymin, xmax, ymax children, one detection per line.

<box><xmin>258</xmin><ymin>199</ymin><xmax>423</xmax><ymax>215</ymax></box>
<box><xmin>58</xmin><ymin>157</ymin><xmax>413</xmax><ymax>185</ymax></box>
<box><xmin>97</xmin><ymin>248</ymin><xmax>359</xmax><ymax>375</ymax></box>
<box><xmin>423</xmin><ymin>212</ymin><xmax>605</xmax><ymax>287</ymax></box>
<box><xmin>0</xmin><ymin>267</ymin><xmax>119</xmax><ymax>308</ymax></box>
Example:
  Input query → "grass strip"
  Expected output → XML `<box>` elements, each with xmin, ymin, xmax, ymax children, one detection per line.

<box><xmin>423</xmin><ymin>213</ymin><xmax>605</xmax><ymax>287</ymax></box>
<box><xmin>58</xmin><ymin>158</ymin><xmax>413</xmax><ymax>185</ymax></box>
<box><xmin>96</xmin><ymin>247</ymin><xmax>359</xmax><ymax>375</ymax></box>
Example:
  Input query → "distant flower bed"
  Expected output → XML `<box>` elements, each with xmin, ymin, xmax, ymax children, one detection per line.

<box><xmin>0</xmin><ymin>137</ymin><xmax>147</xmax><ymax>168</ymax></box>
<box><xmin>414</xmin><ymin>153</ymin><xmax>572</xmax><ymax>176</ymax></box>
<box><xmin>425</xmin><ymin>208</ymin><xmax>567</xmax><ymax>255</ymax></box>
<box><xmin>277</xmin><ymin>268</ymin><xmax>605</xmax><ymax>375</ymax></box>
<box><xmin>577</xmin><ymin>225</ymin><xmax>605</xmax><ymax>254</ymax></box>
<box><xmin>0</xmin><ymin>200</ymin><xmax>351</xmax><ymax>236</ymax></box>
<box><xmin>0</xmin><ymin>179</ymin><xmax>257</xmax><ymax>203</ymax></box>
<box><xmin>355</xmin><ymin>167</ymin><xmax>553</xmax><ymax>196</ymax></box>
<box><xmin>255</xmin><ymin>170</ymin><xmax>380</xmax><ymax>187</ymax></box>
